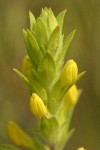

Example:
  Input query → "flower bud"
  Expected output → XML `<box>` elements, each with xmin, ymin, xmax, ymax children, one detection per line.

<box><xmin>64</xmin><ymin>85</ymin><xmax>78</xmax><ymax>107</ymax></box>
<box><xmin>44</xmin><ymin>146</ymin><xmax>50</xmax><ymax>150</ymax></box>
<box><xmin>7</xmin><ymin>121</ymin><xmax>33</xmax><ymax>148</ymax></box>
<box><xmin>77</xmin><ymin>147</ymin><xmax>86</xmax><ymax>150</ymax></box>
<box><xmin>30</xmin><ymin>93</ymin><xmax>48</xmax><ymax>117</ymax></box>
<box><xmin>60</xmin><ymin>59</ymin><xmax>78</xmax><ymax>87</ymax></box>
<box><xmin>22</xmin><ymin>55</ymin><xmax>32</xmax><ymax>77</ymax></box>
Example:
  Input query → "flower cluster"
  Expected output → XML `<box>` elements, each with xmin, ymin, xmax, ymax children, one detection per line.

<box><xmin>1</xmin><ymin>8</ymin><xmax>85</xmax><ymax>150</ymax></box>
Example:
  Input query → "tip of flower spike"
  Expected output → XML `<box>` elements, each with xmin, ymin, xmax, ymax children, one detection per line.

<box><xmin>30</xmin><ymin>93</ymin><xmax>48</xmax><ymax>118</ymax></box>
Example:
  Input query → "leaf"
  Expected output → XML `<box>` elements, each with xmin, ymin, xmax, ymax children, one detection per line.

<box><xmin>47</xmin><ymin>97</ymin><xmax>57</xmax><ymax>114</ymax></box>
<box><xmin>47</xmin><ymin>26</ymin><xmax>62</xmax><ymax>57</ymax></box>
<box><xmin>39</xmin><ymin>88</ymin><xmax>47</xmax><ymax>104</ymax></box>
<box><xmin>56</xmin><ymin>29</ymin><xmax>76</xmax><ymax>70</ymax></box>
<box><xmin>34</xmin><ymin>17</ymin><xmax>49</xmax><ymax>52</ymax></box>
<box><xmin>22</xmin><ymin>55</ymin><xmax>36</xmax><ymax>77</ymax></box>
<box><xmin>23</xmin><ymin>29</ymin><xmax>43</xmax><ymax>67</ymax></box>
<box><xmin>13</xmin><ymin>68</ymin><xmax>31</xmax><ymax>87</ymax></box>
<box><xmin>29</xmin><ymin>11</ymin><xmax>36</xmax><ymax>31</ymax></box>
<box><xmin>13</xmin><ymin>68</ymin><xmax>38</xmax><ymax>93</ymax></box>
<box><xmin>49</xmin><ymin>80</ymin><xmax>74</xmax><ymax>114</ymax></box>
<box><xmin>63</xmin><ymin>29</ymin><xmax>76</xmax><ymax>53</ymax></box>
<box><xmin>57</xmin><ymin>128</ymin><xmax>75</xmax><ymax>150</ymax></box>
<box><xmin>47</xmin><ymin>8</ymin><xmax>58</xmax><ymax>34</ymax></box>
<box><xmin>0</xmin><ymin>145</ymin><xmax>20</xmax><ymax>150</ymax></box>
<box><xmin>41</xmin><ymin>8</ymin><xmax>48</xmax><ymax>23</ymax></box>
<box><xmin>77</xmin><ymin>71</ymin><xmax>86</xmax><ymax>81</ymax></box>
<box><xmin>38</xmin><ymin>52</ymin><xmax>56</xmax><ymax>87</ymax></box>
<box><xmin>23</xmin><ymin>30</ymin><xmax>37</xmax><ymax>68</ymax></box>
<box><xmin>13</xmin><ymin>68</ymin><xmax>45</xmax><ymax>96</ymax></box>
<box><xmin>14</xmin><ymin>51</ymin><xmax>47</xmax><ymax>94</ymax></box>
<box><xmin>27</xmin><ymin>30</ymin><xmax>43</xmax><ymax>65</ymax></box>
<box><xmin>57</xmin><ymin>10</ymin><xmax>66</xmax><ymax>31</ymax></box>
<box><xmin>22</xmin><ymin>56</ymin><xmax>44</xmax><ymax>92</ymax></box>
<box><xmin>40</xmin><ymin>116</ymin><xmax>59</xmax><ymax>142</ymax></box>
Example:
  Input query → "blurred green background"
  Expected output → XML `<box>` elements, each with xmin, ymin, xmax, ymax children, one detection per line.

<box><xmin>0</xmin><ymin>0</ymin><xmax>100</xmax><ymax>149</ymax></box>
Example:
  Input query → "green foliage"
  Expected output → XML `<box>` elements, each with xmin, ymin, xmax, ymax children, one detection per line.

<box><xmin>0</xmin><ymin>145</ymin><xmax>20</xmax><ymax>150</ymax></box>
<box><xmin>56</xmin><ymin>10</ymin><xmax>66</xmax><ymax>31</ymax></box>
<box><xmin>40</xmin><ymin>116</ymin><xmax>59</xmax><ymax>142</ymax></box>
<box><xmin>38</xmin><ymin>52</ymin><xmax>56</xmax><ymax>87</ymax></box>
<box><xmin>1</xmin><ymin>7</ymin><xmax>85</xmax><ymax>150</ymax></box>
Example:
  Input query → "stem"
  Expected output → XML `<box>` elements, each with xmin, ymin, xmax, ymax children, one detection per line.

<box><xmin>49</xmin><ymin>143</ymin><xmax>56</xmax><ymax>150</ymax></box>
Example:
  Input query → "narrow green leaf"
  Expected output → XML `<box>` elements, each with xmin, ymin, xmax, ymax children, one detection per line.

<box><xmin>39</xmin><ymin>88</ymin><xmax>47</xmax><ymax>104</ymax></box>
<box><xmin>63</xmin><ymin>29</ymin><xmax>76</xmax><ymax>53</ymax></box>
<box><xmin>57</xmin><ymin>10</ymin><xmax>66</xmax><ymax>31</ymax></box>
<box><xmin>47</xmin><ymin>97</ymin><xmax>57</xmax><ymax>114</ymax></box>
<box><xmin>13</xmin><ymin>68</ymin><xmax>30</xmax><ymax>86</ymax></box>
<box><xmin>26</xmin><ymin>30</ymin><xmax>43</xmax><ymax>66</ymax></box>
<box><xmin>77</xmin><ymin>71</ymin><xmax>86</xmax><ymax>81</ymax></box>
<box><xmin>29</xmin><ymin>11</ymin><xmax>36</xmax><ymax>31</ymax></box>
<box><xmin>49</xmin><ymin>80</ymin><xmax>75</xmax><ymax>114</ymax></box>
<box><xmin>57</xmin><ymin>128</ymin><xmax>75</xmax><ymax>150</ymax></box>
<box><xmin>14</xmin><ymin>58</ymin><xmax>45</xmax><ymax>95</ymax></box>
<box><xmin>23</xmin><ymin>30</ymin><xmax>37</xmax><ymax>69</ymax></box>
<box><xmin>34</xmin><ymin>17</ymin><xmax>49</xmax><ymax>52</ymax></box>
<box><xmin>38</xmin><ymin>52</ymin><xmax>56</xmax><ymax>87</ymax></box>
<box><xmin>0</xmin><ymin>145</ymin><xmax>20</xmax><ymax>150</ymax></box>
<box><xmin>56</xmin><ymin>29</ymin><xmax>76</xmax><ymax>70</ymax></box>
<box><xmin>47</xmin><ymin>26</ymin><xmax>62</xmax><ymax>57</ymax></box>
<box><xmin>40</xmin><ymin>116</ymin><xmax>59</xmax><ymax>142</ymax></box>
<box><xmin>22</xmin><ymin>55</ymin><xmax>37</xmax><ymax>77</ymax></box>
<box><xmin>28</xmin><ymin>68</ymin><xmax>45</xmax><ymax>96</ymax></box>
<box><xmin>13</xmin><ymin>68</ymin><xmax>38</xmax><ymax>94</ymax></box>
<box><xmin>47</xmin><ymin>8</ymin><xmax>58</xmax><ymax>34</ymax></box>
<box><xmin>40</xmin><ymin>8</ymin><xmax>48</xmax><ymax>24</ymax></box>
<box><xmin>23</xmin><ymin>29</ymin><xmax>29</xmax><ymax>48</ymax></box>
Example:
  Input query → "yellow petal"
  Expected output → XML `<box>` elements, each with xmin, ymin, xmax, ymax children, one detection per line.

<box><xmin>7</xmin><ymin>121</ymin><xmax>34</xmax><ymax>148</ymax></box>
<box><xmin>60</xmin><ymin>59</ymin><xmax>78</xmax><ymax>87</ymax></box>
<box><xmin>64</xmin><ymin>84</ymin><xmax>78</xmax><ymax>107</ymax></box>
<box><xmin>77</xmin><ymin>147</ymin><xmax>86</xmax><ymax>150</ymax></box>
<box><xmin>30</xmin><ymin>93</ymin><xmax>48</xmax><ymax>117</ymax></box>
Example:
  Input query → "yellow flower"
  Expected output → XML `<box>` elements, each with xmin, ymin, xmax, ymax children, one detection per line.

<box><xmin>7</xmin><ymin>121</ymin><xmax>34</xmax><ymax>148</ymax></box>
<box><xmin>77</xmin><ymin>147</ymin><xmax>86</xmax><ymax>150</ymax></box>
<box><xmin>64</xmin><ymin>84</ymin><xmax>78</xmax><ymax>107</ymax></box>
<box><xmin>60</xmin><ymin>59</ymin><xmax>78</xmax><ymax>87</ymax></box>
<box><xmin>44</xmin><ymin>146</ymin><xmax>50</xmax><ymax>150</ymax></box>
<box><xmin>22</xmin><ymin>55</ymin><xmax>32</xmax><ymax>77</ymax></box>
<box><xmin>30</xmin><ymin>93</ymin><xmax>48</xmax><ymax>117</ymax></box>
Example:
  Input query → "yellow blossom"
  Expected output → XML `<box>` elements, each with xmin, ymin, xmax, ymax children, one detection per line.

<box><xmin>77</xmin><ymin>147</ymin><xmax>86</xmax><ymax>150</ymax></box>
<box><xmin>44</xmin><ymin>146</ymin><xmax>50</xmax><ymax>150</ymax></box>
<box><xmin>30</xmin><ymin>93</ymin><xmax>48</xmax><ymax>117</ymax></box>
<box><xmin>64</xmin><ymin>84</ymin><xmax>78</xmax><ymax>107</ymax></box>
<box><xmin>22</xmin><ymin>55</ymin><xmax>31</xmax><ymax>76</ymax></box>
<box><xmin>7</xmin><ymin>121</ymin><xmax>34</xmax><ymax>148</ymax></box>
<box><xmin>60</xmin><ymin>59</ymin><xmax>78</xmax><ymax>87</ymax></box>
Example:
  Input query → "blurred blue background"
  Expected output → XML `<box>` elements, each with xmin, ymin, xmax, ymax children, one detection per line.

<box><xmin>0</xmin><ymin>0</ymin><xmax>100</xmax><ymax>150</ymax></box>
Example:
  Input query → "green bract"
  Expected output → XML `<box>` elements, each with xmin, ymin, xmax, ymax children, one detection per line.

<box><xmin>15</xmin><ymin>8</ymin><xmax>77</xmax><ymax>100</ymax></box>
<box><xmin>2</xmin><ymin>7</ymin><xmax>85</xmax><ymax>150</ymax></box>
